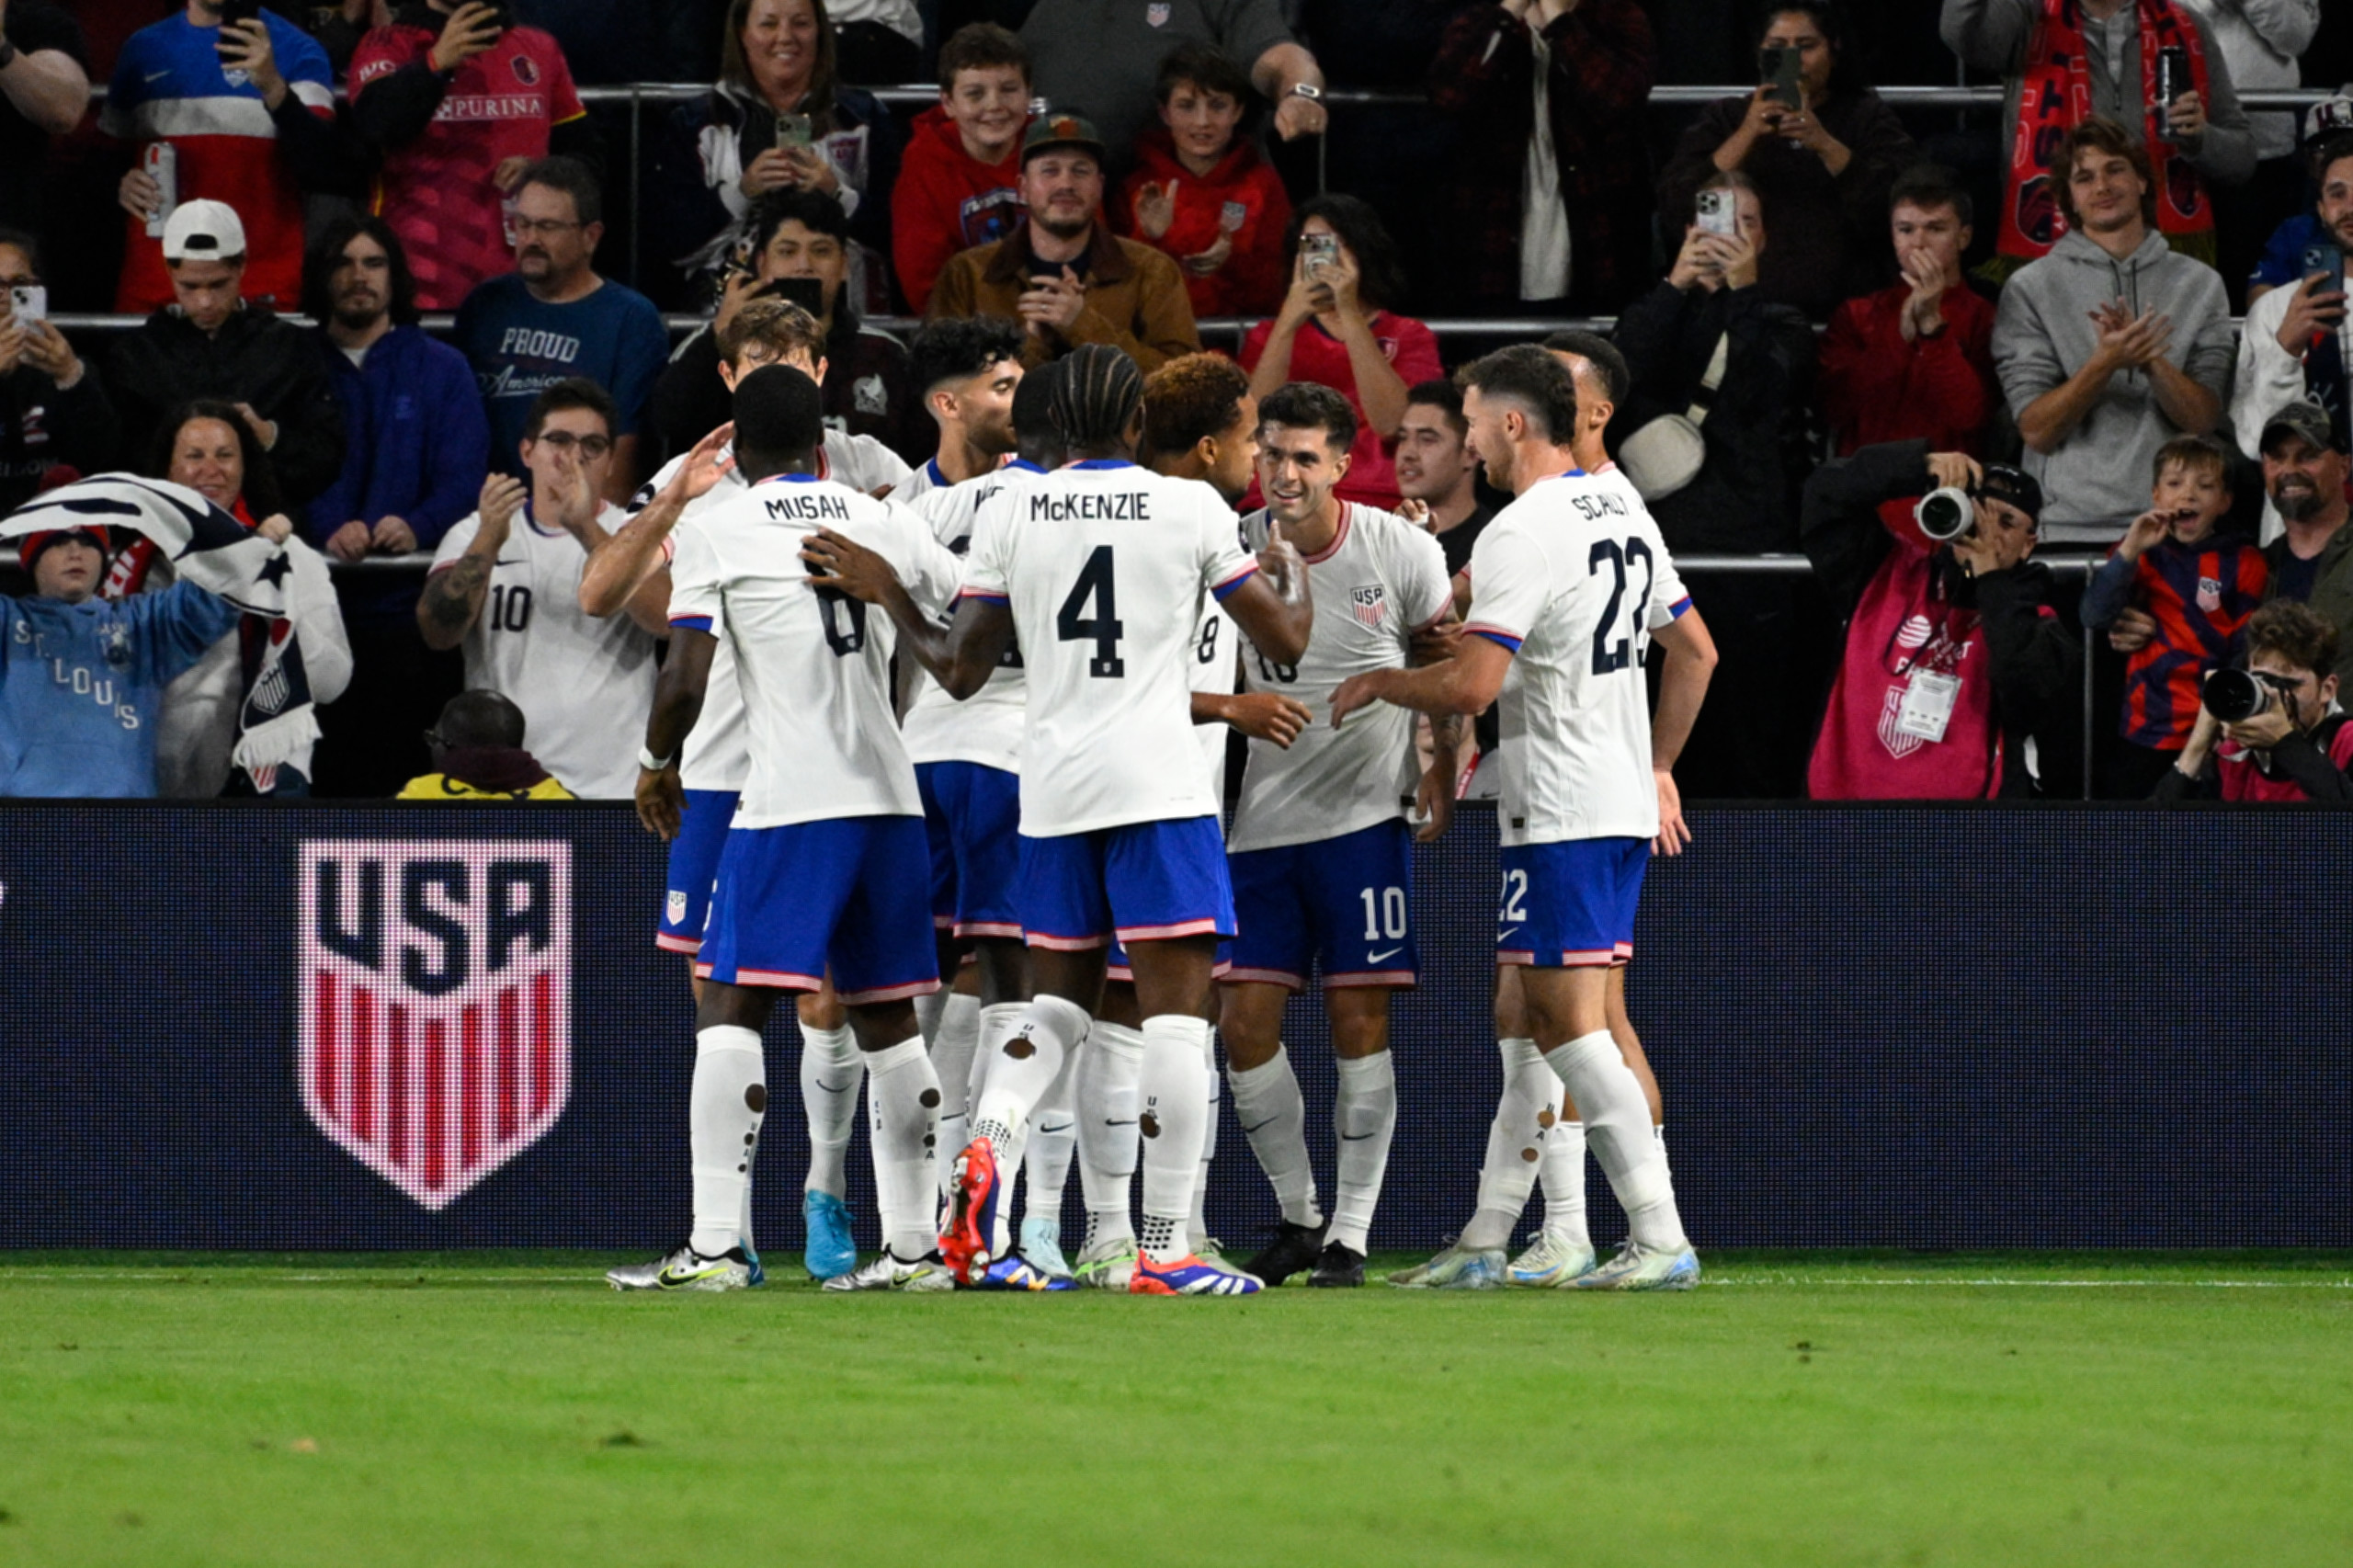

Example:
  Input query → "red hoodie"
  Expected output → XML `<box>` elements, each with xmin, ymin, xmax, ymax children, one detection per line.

<box><xmin>1114</xmin><ymin>128</ymin><xmax>1291</xmax><ymax>319</ymax></box>
<box><xmin>892</xmin><ymin>106</ymin><xmax>1028</xmax><ymax>313</ymax></box>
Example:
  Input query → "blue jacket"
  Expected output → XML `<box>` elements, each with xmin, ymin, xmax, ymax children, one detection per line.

<box><xmin>304</xmin><ymin>324</ymin><xmax>490</xmax><ymax>552</ymax></box>
<box><xmin>0</xmin><ymin>587</ymin><xmax>240</xmax><ymax>798</ymax></box>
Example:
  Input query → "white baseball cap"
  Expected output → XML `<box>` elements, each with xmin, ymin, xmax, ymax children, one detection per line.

<box><xmin>162</xmin><ymin>199</ymin><xmax>247</xmax><ymax>263</ymax></box>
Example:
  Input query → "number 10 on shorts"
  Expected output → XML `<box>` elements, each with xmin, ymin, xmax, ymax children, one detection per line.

<box><xmin>1358</xmin><ymin>885</ymin><xmax>1406</xmax><ymax>941</ymax></box>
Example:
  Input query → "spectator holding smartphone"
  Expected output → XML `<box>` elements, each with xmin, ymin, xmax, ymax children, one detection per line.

<box><xmin>1116</xmin><ymin>44</ymin><xmax>1292</xmax><ymax>320</ymax></box>
<box><xmin>0</xmin><ymin>230</ymin><xmax>120</xmax><ymax>516</ymax></box>
<box><xmin>2231</xmin><ymin>132</ymin><xmax>2351</xmax><ymax>537</ymax></box>
<box><xmin>654</xmin><ymin>0</ymin><xmax>901</xmax><ymax>309</ymax></box>
<box><xmin>105</xmin><ymin>0</ymin><xmax>341</xmax><ymax>314</ymax></box>
<box><xmin>1240</xmin><ymin>196</ymin><xmax>1439</xmax><ymax>511</ymax></box>
<box><xmin>2245</xmin><ymin>104</ymin><xmax>2351</xmax><ymax>307</ymax></box>
<box><xmin>1658</xmin><ymin>2</ymin><xmax>1915</xmax><ymax>321</ymax></box>
<box><xmin>892</xmin><ymin>23</ymin><xmax>1034</xmax><ymax>314</ymax></box>
<box><xmin>2154</xmin><ymin>598</ymin><xmax>2353</xmax><ymax>801</ymax></box>
<box><xmin>1940</xmin><ymin>0</ymin><xmax>2255</xmax><ymax>281</ymax></box>
<box><xmin>351</xmin><ymin>2</ymin><xmax>598</xmax><ymax>312</ymax></box>
<box><xmin>2080</xmin><ymin>434</ymin><xmax>2268</xmax><ymax>796</ymax></box>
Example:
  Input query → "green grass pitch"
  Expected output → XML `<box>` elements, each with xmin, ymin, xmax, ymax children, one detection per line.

<box><xmin>4</xmin><ymin>1252</ymin><xmax>2350</xmax><ymax>1567</ymax></box>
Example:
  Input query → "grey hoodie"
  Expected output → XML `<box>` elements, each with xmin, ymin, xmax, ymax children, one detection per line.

<box><xmin>1991</xmin><ymin>226</ymin><xmax>2235</xmax><ymax>544</ymax></box>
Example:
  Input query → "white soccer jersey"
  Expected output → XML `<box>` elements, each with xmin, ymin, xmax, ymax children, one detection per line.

<box><xmin>899</xmin><ymin>460</ymin><xmax>1046</xmax><ymax>773</ymax></box>
<box><xmin>1188</xmin><ymin>597</ymin><xmax>1239</xmax><ymax>802</ymax></box>
<box><xmin>665</xmin><ymin>473</ymin><xmax>961</xmax><ymax>829</ymax></box>
<box><xmin>1229</xmin><ymin>503</ymin><xmax>1451</xmax><ymax>853</ymax></box>
<box><xmin>430</xmin><ymin>504</ymin><xmax>655</xmax><ymax>799</ymax></box>
<box><xmin>961</xmin><ymin>459</ymin><xmax>1259</xmax><ymax>835</ymax></box>
<box><xmin>1461</xmin><ymin>469</ymin><xmax>1691</xmax><ymax>846</ymax></box>
<box><xmin>631</xmin><ymin>429</ymin><xmax>908</xmax><ymax>791</ymax></box>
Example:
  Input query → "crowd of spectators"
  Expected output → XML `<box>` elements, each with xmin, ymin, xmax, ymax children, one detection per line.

<box><xmin>5</xmin><ymin>0</ymin><xmax>2353</xmax><ymax>808</ymax></box>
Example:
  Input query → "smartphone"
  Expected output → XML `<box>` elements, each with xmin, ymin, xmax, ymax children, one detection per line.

<box><xmin>776</xmin><ymin>114</ymin><xmax>813</xmax><ymax>152</ymax></box>
<box><xmin>2303</xmin><ymin>243</ymin><xmax>2346</xmax><ymax>296</ymax></box>
<box><xmin>756</xmin><ymin>276</ymin><xmax>827</xmax><ymax>315</ymax></box>
<box><xmin>1302</xmin><ymin>232</ymin><xmax>1340</xmax><ymax>277</ymax></box>
<box><xmin>8</xmin><ymin>285</ymin><xmax>46</xmax><ymax>325</ymax></box>
<box><xmin>217</xmin><ymin>0</ymin><xmax>263</xmax><ymax>28</ymax></box>
<box><xmin>1761</xmin><ymin>45</ymin><xmax>1803</xmax><ymax>110</ymax></box>
<box><xmin>1695</xmin><ymin>187</ymin><xmax>1738</xmax><ymax>238</ymax></box>
<box><xmin>476</xmin><ymin>0</ymin><xmax>514</xmax><ymax>28</ymax></box>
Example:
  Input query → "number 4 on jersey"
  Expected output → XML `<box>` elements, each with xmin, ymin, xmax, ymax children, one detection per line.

<box><xmin>1057</xmin><ymin>544</ymin><xmax>1124</xmax><ymax>677</ymax></box>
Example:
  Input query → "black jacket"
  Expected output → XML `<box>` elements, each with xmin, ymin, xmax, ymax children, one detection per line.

<box><xmin>1613</xmin><ymin>278</ymin><xmax>1815</xmax><ymax>554</ymax></box>
<box><xmin>650</xmin><ymin>311</ymin><xmax>925</xmax><ymax>470</ymax></box>
<box><xmin>0</xmin><ymin>361</ymin><xmax>120</xmax><ymax>515</ymax></box>
<box><xmin>1801</xmin><ymin>438</ymin><xmax>2085</xmax><ymax>798</ymax></box>
<box><xmin>107</xmin><ymin>304</ymin><xmax>346</xmax><ymax>509</ymax></box>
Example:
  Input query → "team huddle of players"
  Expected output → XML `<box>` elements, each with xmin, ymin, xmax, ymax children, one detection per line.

<box><xmin>594</xmin><ymin>302</ymin><xmax>1718</xmax><ymax>1297</ymax></box>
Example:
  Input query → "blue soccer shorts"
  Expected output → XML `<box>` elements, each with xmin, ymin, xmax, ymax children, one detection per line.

<box><xmin>916</xmin><ymin>760</ymin><xmax>1023</xmax><ymax>940</ymax></box>
<box><xmin>1496</xmin><ymin>836</ymin><xmax>1649</xmax><ymax>969</ymax></box>
<box><xmin>1019</xmin><ymin>816</ymin><xmax>1236</xmax><ymax>953</ymax></box>
<box><xmin>1226</xmin><ymin>818</ymin><xmax>1418</xmax><ymax>991</ymax></box>
<box><xmin>696</xmin><ymin>815</ymin><xmax>940</xmax><ymax>1003</ymax></box>
<box><xmin>655</xmin><ymin>788</ymin><xmax>738</xmax><ymax>955</ymax></box>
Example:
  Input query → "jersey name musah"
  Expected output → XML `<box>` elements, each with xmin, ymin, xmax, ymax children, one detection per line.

<box><xmin>766</xmin><ymin>493</ymin><xmax>854</xmax><ymax>523</ymax></box>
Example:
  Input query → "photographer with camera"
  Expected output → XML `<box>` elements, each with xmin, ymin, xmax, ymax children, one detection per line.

<box><xmin>1802</xmin><ymin>440</ymin><xmax>2085</xmax><ymax>799</ymax></box>
<box><xmin>2154</xmin><ymin>598</ymin><xmax>2353</xmax><ymax>801</ymax></box>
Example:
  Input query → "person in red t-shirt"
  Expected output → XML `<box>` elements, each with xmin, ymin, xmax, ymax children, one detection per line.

<box><xmin>892</xmin><ymin>23</ymin><xmax>1032</xmax><ymax>315</ymax></box>
<box><xmin>1116</xmin><ymin>44</ymin><xmax>1290</xmax><ymax>321</ymax></box>
<box><xmin>1818</xmin><ymin>164</ymin><xmax>1997</xmax><ymax>460</ymax></box>
<box><xmin>1241</xmin><ymin>195</ymin><xmax>1439</xmax><ymax>512</ymax></box>
<box><xmin>349</xmin><ymin>2</ymin><xmax>598</xmax><ymax>312</ymax></box>
<box><xmin>2157</xmin><ymin>599</ymin><xmax>2353</xmax><ymax>803</ymax></box>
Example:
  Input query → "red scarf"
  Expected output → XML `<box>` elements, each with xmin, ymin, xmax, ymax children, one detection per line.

<box><xmin>1997</xmin><ymin>0</ymin><xmax>2212</xmax><ymax>263</ymax></box>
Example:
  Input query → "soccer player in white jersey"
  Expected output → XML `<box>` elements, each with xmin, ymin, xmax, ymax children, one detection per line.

<box><xmin>1393</xmin><ymin>335</ymin><xmax>1711</xmax><ymax>1290</ymax></box>
<box><xmin>418</xmin><ymin>380</ymin><xmax>664</xmax><ymax>800</ymax></box>
<box><xmin>1054</xmin><ymin>354</ymin><xmax>1310</xmax><ymax>1290</ymax></box>
<box><xmin>609</xmin><ymin>366</ymin><xmax>964</xmax><ymax>1294</ymax></box>
<box><xmin>1332</xmin><ymin>346</ymin><xmax>1714</xmax><ymax>1291</ymax></box>
<box><xmin>893</xmin><ymin>316</ymin><xmax>1023</xmax><ymax>509</ymax></box>
<box><xmin>1221</xmin><ymin>382</ymin><xmax>1458</xmax><ymax>1290</ymax></box>
<box><xmin>581</xmin><ymin>301</ymin><xmax>911</xmax><ymax>1281</ymax></box>
<box><xmin>805</xmin><ymin>344</ymin><xmax>1314</xmax><ymax>1296</ymax></box>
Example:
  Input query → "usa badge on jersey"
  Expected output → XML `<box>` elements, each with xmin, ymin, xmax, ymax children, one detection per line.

<box><xmin>298</xmin><ymin>840</ymin><xmax>573</xmax><ymax>1210</ymax></box>
<box><xmin>1351</xmin><ymin>584</ymin><xmax>1389</xmax><ymax>629</ymax></box>
<box><xmin>1220</xmin><ymin>200</ymin><xmax>1247</xmax><ymax>233</ymax></box>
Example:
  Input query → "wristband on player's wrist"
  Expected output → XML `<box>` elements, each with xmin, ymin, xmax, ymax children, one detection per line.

<box><xmin>638</xmin><ymin>746</ymin><xmax>675</xmax><ymax>772</ymax></box>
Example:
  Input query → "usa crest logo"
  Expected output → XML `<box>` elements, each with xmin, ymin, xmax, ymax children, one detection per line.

<box><xmin>1351</xmin><ymin>584</ymin><xmax>1389</xmax><ymax>629</ymax></box>
<box><xmin>299</xmin><ymin>841</ymin><xmax>572</xmax><ymax>1210</ymax></box>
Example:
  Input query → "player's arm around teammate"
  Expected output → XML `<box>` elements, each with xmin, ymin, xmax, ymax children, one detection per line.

<box><xmin>578</xmin><ymin>425</ymin><xmax>735</xmax><ymax>618</ymax></box>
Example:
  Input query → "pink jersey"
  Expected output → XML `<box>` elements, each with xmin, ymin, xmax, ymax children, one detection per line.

<box><xmin>352</xmin><ymin>24</ymin><xmax>586</xmax><ymax>310</ymax></box>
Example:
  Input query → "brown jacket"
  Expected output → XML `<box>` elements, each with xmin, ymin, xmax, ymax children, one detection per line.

<box><xmin>927</xmin><ymin>220</ymin><xmax>1200</xmax><ymax>372</ymax></box>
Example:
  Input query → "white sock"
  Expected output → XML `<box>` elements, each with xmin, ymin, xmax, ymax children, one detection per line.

<box><xmin>968</xmin><ymin>996</ymin><xmax>1074</xmax><ymax>1165</ymax></box>
<box><xmin>865</xmin><ymin>1038</ymin><xmax>941</xmax><ymax>1259</ymax></box>
<box><xmin>913</xmin><ymin>986</ymin><xmax>948</xmax><ymax>1047</ymax></box>
<box><xmin>927</xmin><ymin>993</ymin><xmax>982</xmax><ymax>1198</ymax></box>
<box><xmin>1137</xmin><ymin>1014</ymin><xmax>1211</xmax><ymax>1263</ymax></box>
<box><xmin>798</xmin><ymin>1022</ymin><xmax>862</xmax><ymax>1199</ymax></box>
<box><xmin>1023</xmin><ymin>1075</ymin><xmax>1076</xmax><ymax>1231</ymax></box>
<box><xmin>1545</xmin><ymin>1030</ymin><xmax>1687</xmax><ymax>1254</ymax></box>
<box><xmin>1075</xmin><ymin>1019</ymin><xmax>1143</xmax><ymax>1251</ymax></box>
<box><xmin>1461</xmin><ymin>1038</ymin><xmax>1553</xmax><ymax>1252</ymax></box>
<box><xmin>1227</xmin><ymin>1046</ymin><xmax>1322</xmax><ymax>1230</ymax></box>
<box><xmin>1541</xmin><ymin>1121</ymin><xmax>1590</xmax><ymax>1250</ymax></box>
<box><xmin>1191</xmin><ymin>1025</ymin><xmax>1219</xmax><ymax>1248</ymax></box>
<box><xmin>689</xmin><ymin>1025</ymin><xmax>765</xmax><ymax>1256</ymax></box>
<box><xmin>1328</xmin><ymin>1051</ymin><xmax>1396</xmax><ymax>1256</ymax></box>
<box><xmin>971</xmin><ymin>1000</ymin><xmax>1021</xmax><ymax>1114</ymax></box>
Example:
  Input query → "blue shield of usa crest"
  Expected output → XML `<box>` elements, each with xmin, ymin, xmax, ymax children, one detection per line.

<box><xmin>298</xmin><ymin>840</ymin><xmax>573</xmax><ymax>1210</ymax></box>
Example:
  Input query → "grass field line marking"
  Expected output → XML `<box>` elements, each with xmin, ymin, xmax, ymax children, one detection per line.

<box><xmin>1711</xmin><ymin>1277</ymin><xmax>2353</xmax><ymax>1289</ymax></box>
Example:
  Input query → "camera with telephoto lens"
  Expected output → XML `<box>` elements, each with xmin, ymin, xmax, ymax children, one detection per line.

<box><xmin>2202</xmin><ymin>667</ymin><xmax>2290</xmax><ymax>723</ymax></box>
<box><xmin>1915</xmin><ymin>486</ymin><xmax>1975</xmax><ymax>542</ymax></box>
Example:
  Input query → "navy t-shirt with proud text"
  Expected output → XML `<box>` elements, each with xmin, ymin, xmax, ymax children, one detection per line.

<box><xmin>452</xmin><ymin>273</ymin><xmax>672</xmax><ymax>475</ymax></box>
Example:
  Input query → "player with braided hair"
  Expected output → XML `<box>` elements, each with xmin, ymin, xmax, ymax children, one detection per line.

<box><xmin>805</xmin><ymin>344</ymin><xmax>1316</xmax><ymax>1296</ymax></box>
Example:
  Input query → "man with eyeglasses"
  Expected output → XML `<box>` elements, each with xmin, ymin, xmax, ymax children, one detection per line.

<box><xmin>0</xmin><ymin>227</ymin><xmax>119</xmax><ymax>516</ymax></box>
<box><xmin>416</xmin><ymin>376</ymin><xmax>664</xmax><ymax>799</ymax></box>
<box><xmin>452</xmin><ymin>155</ymin><xmax>668</xmax><ymax>505</ymax></box>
